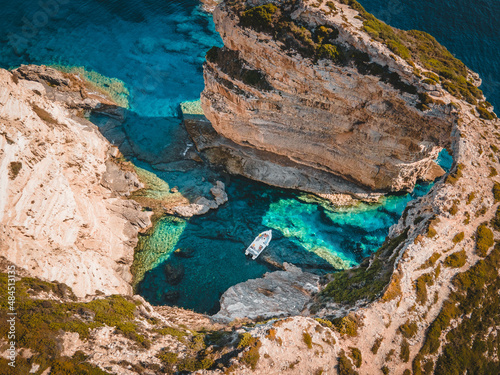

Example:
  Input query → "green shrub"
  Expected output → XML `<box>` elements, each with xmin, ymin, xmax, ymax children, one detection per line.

<box><xmin>489</xmin><ymin>166</ymin><xmax>498</xmax><ymax>177</ymax></box>
<box><xmin>466</xmin><ymin>192</ymin><xmax>475</xmax><ymax>204</ymax></box>
<box><xmin>320</xmin><ymin>230</ymin><xmax>408</xmax><ymax>304</ymax></box>
<box><xmin>476</xmin><ymin>224</ymin><xmax>493</xmax><ymax>257</ymax></box>
<box><xmin>399</xmin><ymin>320</ymin><xmax>418</xmax><ymax>339</ymax></box>
<box><xmin>316</xmin><ymin>43</ymin><xmax>342</xmax><ymax>61</ymax></box>
<box><xmin>303</xmin><ymin>332</ymin><xmax>313</xmax><ymax>349</ymax></box>
<box><xmin>477</xmin><ymin>106</ymin><xmax>496</xmax><ymax>120</ymax></box>
<box><xmin>240</xmin><ymin>338</ymin><xmax>261</xmax><ymax>370</ymax></box>
<box><xmin>491</xmin><ymin>206</ymin><xmax>500</xmax><ymax>231</ymax></box>
<box><xmin>416</xmin><ymin>272</ymin><xmax>434</xmax><ymax>304</ymax></box>
<box><xmin>326</xmin><ymin>1</ymin><xmax>337</xmax><ymax>11</ymax></box>
<box><xmin>444</xmin><ymin>250</ymin><xmax>467</xmax><ymax>268</ymax></box>
<box><xmin>448</xmin><ymin>203</ymin><xmax>459</xmax><ymax>216</ymax></box>
<box><xmin>348</xmin><ymin>347</ymin><xmax>362</xmax><ymax>368</ymax></box>
<box><xmin>331</xmin><ymin>315</ymin><xmax>359</xmax><ymax>337</ymax></box>
<box><xmin>493</xmin><ymin>182</ymin><xmax>500</xmax><ymax>202</ymax></box>
<box><xmin>400</xmin><ymin>339</ymin><xmax>410</xmax><ymax>363</ymax></box>
<box><xmin>157</xmin><ymin>350</ymin><xmax>179</xmax><ymax>365</ymax></box>
<box><xmin>381</xmin><ymin>365</ymin><xmax>390</xmax><ymax>375</ymax></box>
<box><xmin>240</xmin><ymin>4</ymin><xmax>278</xmax><ymax>31</ymax></box>
<box><xmin>445</xmin><ymin>163</ymin><xmax>464</xmax><ymax>184</ymax></box>
<box><xmin>8</xmin><ymin>161</ymin><xmax>22</xmax><ymax>179</ymax></box>
<box><xmin>338</xmin><ymin>350</ymin><xmax>359</xmax><ymax>375</ymax></box>
<box><xmin>452</xmin><ymin>232</ymin><xmax>464</xmax><ymax>244</ymax></box>
<box><xmin>371</xmin><ymin>337</ymin><xmax>383</xmax><ymax>354</ymax></box>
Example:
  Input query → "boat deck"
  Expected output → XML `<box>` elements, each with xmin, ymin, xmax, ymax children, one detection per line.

<box><xmin>245</xmin><ymin>230</ymin><xmax>272</xmax><ymax>260</ymax></box>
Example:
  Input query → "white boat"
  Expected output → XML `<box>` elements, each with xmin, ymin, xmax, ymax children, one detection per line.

<box><xmin>245</xmin><ymin>230</ymin><xmax>272</xmax><ymax>260</ymax></box>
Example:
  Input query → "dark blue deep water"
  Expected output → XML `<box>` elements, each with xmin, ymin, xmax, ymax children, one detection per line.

<box><xmin>0</xmin><ymin>0</ymin><xmax>494</xmax><ymax>313</ymax></box>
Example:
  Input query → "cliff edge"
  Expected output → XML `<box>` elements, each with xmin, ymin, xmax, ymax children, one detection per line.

<box><xmin>0</xmin><ymin>65</ymin><xmax>152</xmax><ymax>298</ymax></box>
<box><xmin>194</xmin><ymin>0</ymin><xmax>492</xmax><ymax>199</ymax></box>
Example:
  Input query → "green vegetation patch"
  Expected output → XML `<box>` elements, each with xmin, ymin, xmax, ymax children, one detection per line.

<box><xmin>476</xmin><ymin>224</ymin><xmax>494</xmax><ymax>257</ymax></box>
<box><xmin>348</xmin><ymin>347</ymin><xmax>362</xmax><ymax>368</ymax></box>
<box><xmin>416</xmin><ymin>271</ymin><xmax>434</xmax><ymax>304</ymax></box>
<box><xmin>319</xmin><ymin>229</ymin><xmax>408</xmax><ymax>304</ymax></box>
<box><xmin>493</xmin><ymin>182</ymin><xmax>500</xmax><ymax>202</ymax></box>
<box><xmin>330</xmin><ymin>315</ymin><xmax>360</xmax><ymax>337</ymax></box>
<box><xmin>399</xmin><ymin>320</ymin><xmax>418</xmax><ymax>339</ymax></box>
<box><xmin>371</xmin><ymin>337</ymin><xmax>383</xmax><ymax>354</ymax></box>
<box><xmin>400</xmin><ymin>339</ymin><xmax>410</xmax><ymax>363</ymax></box>
<box><xmin>420</xmin><ymin>252</ymin><xmax>441</xmax><ymax>269</ymax></box>
<box><xmin>445</xmin><ymin>163</ymin><xmax>464</xmax><ymax>184</ymax></box>
<box><xmin>8</xmin><ymin>161</ymin><xmax>22</xmax><ymax>180</ymax></box>
<box><xmin>444</xmin><ymin>250</ymin><xmax>467</xmax><ymax>268</ymax></box>
<box><xmin>452</xmin><ymin>232</ymin><xmax>464</xmax><ymax>244</ymax></box>
<box><xmin>416</xmin><ymin>243</ymin><xmax>500</xmax><ymax>374</ymax></box>
<box><xmin>337</xmin><ymin>0</ymin><xmax>483</xmax><ymax>103</ymax></box>
<box><xmin>303</xmin><ymin>331</ymin><xmax>313</xmax><ymax>349</ymax></box>
<box><xmin>338</xmin><ymin>349</ymin><xmax>359</xmax><ymax>375</ymax></box>
<box><xmin>0</xmin><ymin>274</ymin><xmax>142</xmax><ymax>374</ymax></box>
<box><xmin>477</xmin><ymin>106</ymin><xmax>496</xmax><ymax>120</ymax></box>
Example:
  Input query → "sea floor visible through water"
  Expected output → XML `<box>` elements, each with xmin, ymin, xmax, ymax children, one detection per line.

<box><xmin>0</xmin><ymin>0</ymin><xmax>493</xmax><ymax>313</ymax></box>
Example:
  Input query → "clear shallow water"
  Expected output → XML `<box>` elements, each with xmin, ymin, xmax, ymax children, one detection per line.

<box><xmin>0</xmin><ymin>0</ymin><xmax>486</xmax><ymax>313</ymax></box>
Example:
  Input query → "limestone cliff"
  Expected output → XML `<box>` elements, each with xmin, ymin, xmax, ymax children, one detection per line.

<box><xmin>0</xmin><ymin>65</ymin><xmax>152</xmax><ymax>298</ymax></box>
<box><xmin>193</xmin><ymin>0</ymin><xmax>487</xmax><ymax>197</ymax></box>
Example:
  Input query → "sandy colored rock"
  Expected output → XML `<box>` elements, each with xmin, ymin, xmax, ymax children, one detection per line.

<box><xmin>198</xmin><ymin>0</ymin><xmax>457</xmax><ymax>197</ymax></box>
<box><xmin>0</xmin><ymin>66</ymin><xmax>151</xmax><ymax>298</ymax></box>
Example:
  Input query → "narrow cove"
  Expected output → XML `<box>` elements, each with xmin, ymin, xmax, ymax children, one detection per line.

<box><xmin>0</xmin><ymin>0</ymin><xmax>455</xmax><ymax>315</ymax></box>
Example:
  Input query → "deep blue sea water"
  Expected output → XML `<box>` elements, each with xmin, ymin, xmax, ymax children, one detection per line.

<box><xmin>0</xmin><ymin>0</ymin><xmax>494</xmax><ymax>313</ymax></box>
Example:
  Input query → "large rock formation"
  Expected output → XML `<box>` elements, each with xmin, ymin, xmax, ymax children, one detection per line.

<box><xmin>193</xmin><ymin>0</ymin><xmax>473</xmax><ymax>198</ymax></box>
<box><xmin>214</xmin><ymin>263</ymin><xmax>319</xmax><ymax>322</ymax></box>
<box><xmin>0</xmin><ymin>65</ymin><xmax>152</xmax><ymax>297</ymax></box>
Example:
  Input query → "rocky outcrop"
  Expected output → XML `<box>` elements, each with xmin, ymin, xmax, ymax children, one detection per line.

<box><xmin>170</xmin><ymin>180</ymin><xmax>228</xmax><ymax>217</ymax></box>
<box><xmin>194</xmin><ymin>0</ymin><xmax>465</xmax><ymax>198</ymax></box>
<box><xmin>0</xmin><ymin>65</ymin><xmax>152</xmax><ymax>297</ymax></box>
<box><xmin>213</xmin><ymin>263</ymin><xmax>319</xmax><ymax>322</ymax></box>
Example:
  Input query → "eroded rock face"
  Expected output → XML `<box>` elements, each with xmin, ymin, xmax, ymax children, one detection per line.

<box><xmin>198</xmin><ymin>0</ymin><xmax>457</xmax><ymax>196</ymax></box>
<box><xmin>213</xmin><ymin>263</ymin><xmax>319</xmax><ymax>322</ymax></box>
<box><xmin>0</xmin><ymin>66</ymin><xmax>151</xmax><ymax>297</ymax></box>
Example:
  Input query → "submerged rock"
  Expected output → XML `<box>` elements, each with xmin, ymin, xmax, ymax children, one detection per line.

<box><xmin>213</xmin><ymin>263</ymin><xmax>319</xmax><ymax>322</ymax></box>
<box><xmin>171</xmin><ymin>180</ymin><xmax>228</xmax><ymax>217</ymax></box>
<box><xmin>163</xmin><ymin>290</ymin><xmax>181</xmax><ymax>304</ymax></box>
<box><xmin>173</xmin><ymin>248</ymin><xmax>196</xmax><ymax>258</ymax></box>
<box><xmin>164</xmin><ymin>263</ymin><xmax>185</xmax><ymax>285</ymax></box>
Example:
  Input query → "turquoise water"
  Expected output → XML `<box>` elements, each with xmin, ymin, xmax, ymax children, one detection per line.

<box><xmin>0</xmin><ymin>0</ymin><xmax>488</xmax><ymax>313</ymax></box>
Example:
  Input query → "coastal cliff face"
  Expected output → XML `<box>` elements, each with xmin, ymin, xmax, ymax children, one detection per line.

<box><xmin>0</xmin><ymin>65</ymin><xmax>152</xmax><ymax>298</ymax></box>
<box><xmin>1</xmin><ymin>0</ymin><xmax>499</xmax><ymax>374</ymax></box>
<box><xmin>197</xmin><ymin>0</ymin><xmax>478</xmax><ymax>196</ymax></box>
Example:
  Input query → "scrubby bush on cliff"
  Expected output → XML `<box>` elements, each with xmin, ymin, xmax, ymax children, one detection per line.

<box><xmin>316</xmin><ymin>43</ymin><xmax>342</xmax><ymax>62</ymax></box>
<box><xmin>8</xmin><ymin>161</ymin><xmax>22</xmax><ymax>180</ymax></box>
<box><xmin>477</xmin><ymin>105</ymin><xmax>496</xmax><ymax>120</ymax></box>
<box><xmin>493</xmin><ymin>182</ymin><xmax>500</xmax><ymax>202</ymax></box>
<box><xmin>476</xmin><ymin>224</ymin><xmax>494</xmax><ymax>257</ymax></box>
<box><xmin>240</xmin><ymin>3</ymin><xmax>278</xmax><ymax>31</ymax></box>
<box><xmin>444</xmin><ymin>250</ymin><xmax>467</xmax><ymax>268</ymax></box>
<box><xmin>348</xmin><ymin>347</ymin><xmax>362</xmax><ymax>368</ymax></box>
<box><xmin>399</xmin><ymin>320</ymin><xmax>418</xmax><ymax>339</ymax></box>
<box><xmin>491</xmin><ymin>206</ymin><xmax>500</xmax><ymax>231</ymax></box>
<box><xmin>371</xmin><ymin>337</ymin><xmax>383</xmax><ymax>354</ymax></box>
<box><xmin>338</xmin><ymin>350</ymin><xmax>359</xmax><ymax>375</ymax></box>
<box><xmin>417</xmin><ymin>244</ymin><xmax>500</xmax><ymax>374</ymax></box>
<box><xmin>319</xmin><ymin>230</ymin><xmax>408</xmax><ymax>304</ymax></box>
